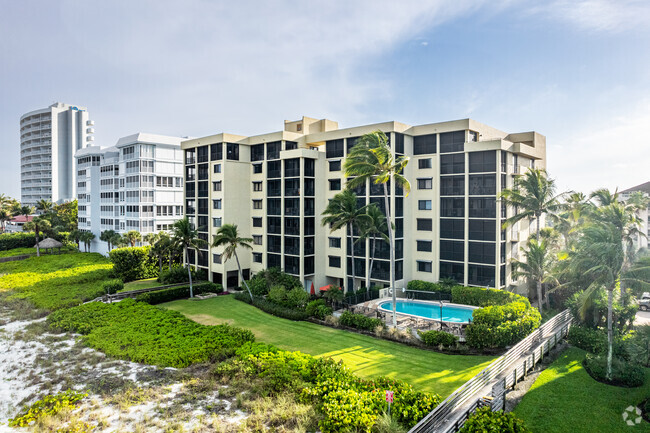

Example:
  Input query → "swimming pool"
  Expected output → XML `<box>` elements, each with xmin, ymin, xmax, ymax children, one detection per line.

<box><xmin>378</xmin><ymin>300</ymin><xmax>475</xmax><ymax>323</ymax></box>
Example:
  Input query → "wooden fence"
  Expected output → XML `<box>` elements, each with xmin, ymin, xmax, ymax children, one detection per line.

<box><xmin>409</xmin><ymin>309</ymin><xmax>573</xmax><ymax>433</ymax></box>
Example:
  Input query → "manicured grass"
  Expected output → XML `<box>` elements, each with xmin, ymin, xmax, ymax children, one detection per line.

<box><xmin>514</xmin><ymin>347</ymin><xmax>650</xmax><ymax>433</ymax></box>
<box><xmin>163</xmin><ymin>296</ymin><xmax>495</xmax><ymax>396</ymax></box>
<box><xmin>0</xmin><ymin>252</ymin><xmax>113</xmax><ymax>311</ymax></box>
<box><xmin>122</xmin><ymin>277</ymin><xmax>165</xmax><ymax>292</ymax></box>
<box><xmin>0</xmin><ymin>246</ymin><xmax>76</xmax><ymax>258</ymax></box>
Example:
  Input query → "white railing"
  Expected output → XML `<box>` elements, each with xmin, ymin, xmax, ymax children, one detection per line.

<box><xmin>409</xmin><ymin>309</ymin><xmax>572</xmax><ymax>433</ymax></box>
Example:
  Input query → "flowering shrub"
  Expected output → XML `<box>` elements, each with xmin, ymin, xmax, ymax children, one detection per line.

<box><xmin>9</xmin><ymin>389</ymin><xmax>87</xmax><ymax>427</ymax></box>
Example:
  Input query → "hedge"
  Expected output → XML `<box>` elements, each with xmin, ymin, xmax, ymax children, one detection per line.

<box><xmin>135</xmin><ymin>282</ymin><xmax>222</xmax><ymax>304</ymax></box>
<box><xmin>419</xmin><ymin>330</ymin><xmax>459</xmax><ymax>348</ymax></box>
<box><xmin>233</xmin><ymin>292</ymin><xmax>310</xmax><ymax>321</ymax></box>
<box><xmin>306</xmin><ymin>299</ymin><xmax>333</xmax><ymax>319</ymax></box>
<box><xmin>0</xmin><ymin>232</ymin><xmax>37</xmax><ymax>251</ymax></box>
<box><xmin>109</xmin><ymin>246</ymin><xmax>158</xmax><ymax>282</ymax></box>
<box><xmin>465</xmin><ymin>301</ymin><xmax>541</xmax><ymax>349</ymax></box>
<box><xmin>101</xmin><ymin>279</ymin><xmax>124</xmax><ymax>295</ymax></box>
<box><xmin>567</xmin><ymin>325</ymin><xmax>629</xmax><ymax>360</ymax></box>
<box><xmin>157</xmin><ymin>266</ymin><xmax>198</xmax><ymax>284</ymax></box>
<box><xmin>339</xmin><ymin>311</ymin><xmax>385</xmax><ymax>331</ymax></box>
<box><xmin>246</xmin><ymin>268</ymin><xmax>302</xmax><ymax>296</ymax></box>
<box><xmin>407</xmin><ymin>280</ymin><xmax>450</xmax><ymax>294</ymax></box>
<box><xmin>583</xmin><ymin>353</ymin><xmax>645</xmax><ymax>388</ymax></box>
<box><xmin>451</xmin><ymin>285</ymin><xmax>530</xmax><ymax>308</ymax></box>
<box><xmin>459</xmin><ymin>407</ymin><xmax>530</xmax><ymax>433</ymax></box>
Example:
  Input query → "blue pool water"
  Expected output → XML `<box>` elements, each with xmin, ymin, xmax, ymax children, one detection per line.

<box><xmin>378</xmin><ymin>301</ymin><xmax>474</xmax><ymax>323</ymax></box>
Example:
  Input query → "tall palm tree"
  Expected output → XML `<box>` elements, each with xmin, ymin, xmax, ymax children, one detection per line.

<box><xmin>36</xmin><ymin>199</ymin><xmax>53</xmax><ymax>215</ymax></box>
<box><xmin>171</xmin><ymin>218</ymin><xmax>204</xmax><ymax>298</ymax></box>
<box><xmin>212</xmin><ymin>224</ymin><xmax>254</xmax><ymax>301</ymax></box>
<box><xmin>68</xmin><ymin>229</ymin><xmax>82</xmax><ymax>250</ymax></box>
<box><xmin>590</xmin><ymin>188</ymin><xmax>619</xmax><ymax>207</ymax></box>
<box><xmin>124</xmin><ymin>230</ymin><xmax>142</xmax><ymax>247</ymax></box>
<box><xmin>358</xmin><ymin>204</ymin><xmax>389</xmax><ymax>290</ymax></box>
<box><xmin>0</xmin><ymin>209</ymin><xmax>10</xmax><ymax>233</ymax></box>
<box><xmin>143</xmin><ymin>232</ymin><xmax>160</xmax><ymax>246</ymax></box>
<box><xmin>109</xmin><ymin>232</ymin><xmax>124</xmax><ymax>250</ymax></box>
<box><xmin>24</xmin><ymin>216</ymin><xmax>51</xmax><ymax>257</ymax></box>
<box><xmin>511</xmin><ymin>238</ymin><xmax>558</xmax><ymax>307</ymax></box>
<box><xmin>500</xmin><ymin>168</ymin><xmax>564</xmax><ymax>312</ymax></box>
<box><xmin>151</xmin><ymin>232</ymin><xmax>172</xmax><ymax>274</ymax></box>
<box><xmin>79</xmin><ymin>231</ymin><xmax>95</xmax><ymax>252</ymax></box>
<box><xmin>100</xmin><ymin>229</ymin><xmax>118</xmax><ymax>251</ymax></box>
<box><xmin>321</xmin><ymin>189</ymin><xmax>371</xmax><ymax>293</ymax></box>
<box><xmin>344</xmin><ymin>131</ymin><xmax>410</xmax><ymax>326</ymax></box>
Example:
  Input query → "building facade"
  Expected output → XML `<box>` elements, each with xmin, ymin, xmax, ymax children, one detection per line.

<box><xmin>76</xmin><ymin>133</ymin><xmax>185</xmax><ymax>254</ymax></box>
<box><xmin>21</xmin><ymin>102</ymin><xmax>94</xmax><ymax>207</ymax></box>
<box><xmin>620</xmin><ymin>181</ymin><xmax>650</xmax><ymax>251</ymax></box>
<box><xmin>181</xmin><ymin>117</ymin><xmax>545</xmax><ymax>292</ymax></box>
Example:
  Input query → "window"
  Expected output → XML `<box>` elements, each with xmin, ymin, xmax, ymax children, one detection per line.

<box><xmin>417</xmin><ymin>240</ymin><xmax>432</xmax><ymax>252</ymax></box>
<box><xmin>213</xmin><ymin>199</ymin><xmax>222</xmax><ymax>209</ymax></box>
<box><xmin>469</xmin><ymin>198</ymin><xmax>496</xmax><ymax>218</ymax></box>
<box><xmin>285</xmin><ymin>217</ymin><xmax>300</xmax><ymax>236</ymax></box>
<box><xmin>253</xmin><ymin>235</ymin><xmax>262</xmax><ymax>245</ymax></box>
<box><xmin>253</xmin><ymin>181</ymin><xmax>263</xmax><ymax>192</ymax></box>
<box><xmin>253</xmin><ymin>252</ymin><xmax>262</xmax><ymax>263</ymax></box>
<box><xmin>184</xmin><ymin>149</ymin><xmax>195</xmax><ymax>164</ymax></box>
<box><xmin>251</xmin><ymin>144</ymin><xmax>264</xmax><ymax>161</ymax></box>
<box><xmin>440</xmin><ymin>240</ymin><xmax>464</xmax><ymax>262</ymax></box>
<box><xmin>214</xmin><ymin>164</ymin><xmax>221</xmax><ymax>173</ymax></box>
<box><xmin>417</xmin><ymin>261</ymin><xmax>433</xmax><ymax>273</ymax></box>
<box><xmin>417</xmin><ymin>178</ymin><xmax>433</xmax><ymax>189</ymax></box>
<box><xmin>395</xmin><ymin>133</ymin><xmax>404</xmax><ymax>154</ymax></box>
<box><xmin>267</xmin><ymin>235</ymin><xmax>281</xmax><ymax>253</ymax></box>
<box><xmin>267</xmin><ymin>198</ymin><xmax>281</xmax><ymax>215</ymax></box>
<box><xmin>252</xmin><ymin>217</ymin><xmax>262</xmax><ymax>227</ymax></box>
<box><xmin>213</xmin><ymin>254</ymin><xmax>222</xmax><ymax>264</ymax></box>
<box><xmin>326</xmin><ymin>139</ymin><xmax>344</xmax><ymax>158</ymax></box>
<box><xmin>186</xmin><ymin>166</ymin><xmax>196</xmax><ymax>181</ymax></box>
<box><xmin>469</xmin><ymin>174</ymin><xmax>496</xmax><ymax>195</ymax></box>
<box><xmin>253</xmin><ymin>163</ymin><xmax>262</xmax><ymax>174</ymax></box>
<box><xmin>197</xmin><ymin>145</ymin><xmax>209</xmax><ymax>163</ymax></box>
<box><xmin>329</xmin><ymin>256</ymin><xmax>341</xmax><ymax>268</ymax></box>
<box><xmin>285</xmin><ymin>141</ymin><xmax>298</xmax><ymax>150</ymax></box>
<box><xmin>285</xmin><ymin>178</ymin><xmax>300</xmax><ymax>196</ymax></box>
<box><xmin>329</xmin><ymin>160</ymin><xmax>341</xmax><ymax>171</ymax></box>
<box><xmin>418</xmin><ymin>200</ymin><xmax>432</xmax><ymax>210</ymax></box>
<box><xmin>417</xmin><ymin>218</ymin><xmax>432</xmax><ymax>231</ymax></box>
<box><xmin>212</xmin><ymin>217</ymin><xmax>222</xmax><ymax>228</ymax></box>
<box><xmin>469</xmin><ymin>242</ymin><xmax>496</xmax><ymax>264</ymax></box>
<box><xmin>304</xmin><ymin>159</ymin><xmax>315</xmax><ymax>177</ymax></box>
<box><xmin>267</xmin><ymin>160</ymin><xmax>281</xmax><ymax>178</ymax></box>
<box><xmin>413</xmin><ymin>134</ymin><xmax>436</xmax><ymax>155</ymax></box>
<box><xmin>267</xmin><ymin>180</ymin><xmax>281</xmax><ymax>196</ymax></box>
<box><xmin>469</xmin><ymin>131</ymin><xmax>478</xmax><ymax>142</ymax></box>
<box><xmin>441</xmin><ymin>198</ymin><xmax>465</xmax><ymax>217</ymax></box>
<box><xmin>439</xmin><ymin>131</ymin><xmax>465</xmax><ymax>153</ymax></box>
<box><xmin>441</xmin><ymin>153</ymin><xmax>465</xmax><ymax>174</ymax></box>
<box><xmin>329</xmin><ymin>237</ymin><xmax>341</xmax><ymax>248</ymax></box>
<box><xmin>469</xmin><ymin>219</ymin><xmax>496</xmax><ymax>241</ymax></box>
<box><xmin>266</xmin><ymin>141</ymin><xmax>281</xmax><ymax>160</ymax></box>
<box><xmin>285</xmin><ymin>158</ymin><xmax>300</xmax><ymax>177</ymax></box>
<box><xmin>329</xmin><ymin>179</ymin><xmax>341</xmax><ymax>191</ymax></box>
<box><xmin>211</xmin><ymin>143</ymin><xmax>222</xmax><ymax>161</ymax></box>
<box><xmin>252</xmin><ymin>199</ymin><xmax>263</xmax><ymax>209</ymax></box>
<box><xmin>198</xmin><ymin>164</ymin><xmax>208</xmax><ymax>180</ymax></box>
<box><xmin>468</xmin><ymin>264</ymin><xmax>495</xmax><ymax>286</ymax></box>
<box><xmin>418</xmin><ymin>158</ymin><xmax>432</xmax><ymax>169</ymax></box>
<box><xmin>212</xmin><ymin>181</ymin><xmax>222</xmax><ymax>192</ymax></box>
<box><xmin>469</xmin><ymin>151</ymin><xmax>496</xmax><ymax>173</ymax></box>
<box><xmin>304</xmin><ymin>178</ymin><xmax>315</xmax><ymax>196</ymax></box>
<box><xmin>440</xmin><ymin>261</ymin><xmax>464</xmax><ymax>283</ymax></box>
<box><xmin>346</xmin><ymin>136</ymin><xmax>359</xmax><ymax>152</ymax></box>
<box><xmin>440</xmin><ymin>176</ymin><xmax>465</xmax><ymax>195</ymax></box>
<box><xmin>226</xmin><ymin>143</ymin><xmax>239</xmax><ymax>160</ymax></box>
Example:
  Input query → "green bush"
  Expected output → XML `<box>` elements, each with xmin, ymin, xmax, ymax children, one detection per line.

<box><xmin>567</xmin><ymin>325</ymin><xmax>629</xmax><ymax>360</ymax></box>
<box><xmin>248</xmin><ymin>268</ymin><xmax>302</xmax><ymax>297</ymax></box>
<box><xmin>233</xmin><ymin>292</ymin><xmax>310</xmax><ymax>321</ymax></box>
<box><xmin>0</xmin><ymin>232</ymin><xmax>37</xmax><ymax>251</ymax></box>
<box><xmin>108</xmin><ymin>246</ymin><xmax>158</xmax><ymax>282</ymax></box>
<box><xmin>451</xmin><ymin>285</ymin><xmax>530</xmax><ymax>308</ymax></box>
<box><xmin>419</xmin><ymin>330</ymin><xmax>459</xmax><ymax>348</ymax></box>
<box><xmin>47</xmin><ymin>299</ymin><xmax>255</xmax><ymax>367</ymax></box>
<box><xmin>459</xmin><ymin>407</ymin><xmax>530</xmax><ymax>433</ymax></box>
<box><xmin>306</xmin><ymin>299</ymin><xmax>333</xmax><ymax>319</ymax></box>
<box><xmin>267</xmin><ymin>285</ymin><xmax>287</xmax><ymax>305</ymax></box>
<box><xmin>407</xmin><ymin>280</ymin><xmax>449</xmax><ymax>294</ymax></box>
<box><xmin>135</xmin><ymin>282</ymin><xmax>222</xmax><ymax>304</ymax></box>
<box><xmin>465</xmin><ymin>304</ymin><xmax>541</xmax><ymax>349</ymax></box>
<box><xmin>102</xmin><ymin>279</ymin><xmax>123</xmax><ymax>295</ymax></box>
<box><xmin>286</xmin><ymin>287</ymin><xmax>310</xmax><ymax>309</ymax></box>
<box><xmin>582</xmin><ymin>353</ymin><xmax>645</xmax><ymax>388</ymax></box>
<box><xmin>8</xmin><ymin>389</ymin><xmax>88</xmax><ymax>427</ymax></box>
<box><xmin>157</xmin><ymin>266</ymin><xmax>198</xmax><ymax>284</ymax></box>
<box><xmin>339</xmin><ymin>311</ymin><xmax>384</xmax><ymax>331</ymax></box>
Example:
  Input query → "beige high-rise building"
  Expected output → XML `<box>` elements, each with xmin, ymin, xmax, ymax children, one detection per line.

<box><xmin>181</xmin><ymin>117</ymin><xmax>545</xmax><ymax>293</ymax></box>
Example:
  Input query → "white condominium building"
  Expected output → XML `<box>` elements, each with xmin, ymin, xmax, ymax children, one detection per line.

<box><xmin>181</xmin><ymin>117</ymin><xmax>545</xmax><ymax>293</ymax></box>
<box><xmin>620</xmin><ymin>181</ymin><xmax>650</xmax><ymax>251</ymax></box>
<box><xmin>76</xmin><ymin>133</ymin><xmax>185</xmax><ymax>254</ymax></box>
<box><xmin>20</xmin><ymin>102</ymin><xmax>94</xmax><ymax>207</ymax></box>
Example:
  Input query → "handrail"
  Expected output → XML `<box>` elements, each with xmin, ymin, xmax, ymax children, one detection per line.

<box><xmin>90</xmin><ymin>281</ymin><xmax>208</xmax><ymax>303</ymax></box>
<box><xmin>409</xmin><ymin>309</ymin><xmax>572</xmax><ymax>433</ymax></box>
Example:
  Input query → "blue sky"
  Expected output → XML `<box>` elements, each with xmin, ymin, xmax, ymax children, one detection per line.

<box><xmin>1</xmin><ymin>0</ymin><xmax>649</xmax><ymax>198</ymax></box>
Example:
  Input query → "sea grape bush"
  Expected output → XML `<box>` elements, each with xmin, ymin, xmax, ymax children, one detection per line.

<box><xmin>458</xmin><ymin>407</ymin><xmax>530</xmax><ymax>433</ymax></box>
<box><xmin>451</xmin><ymin>286</ymin><xmax>530</xmax><ymax>308</ymax></box>
<box><xmin>47</xmin><ymin>299</ymin><xmax>254</xmax><ymax>367</ymax></box>
<box><xmin>135</xmin><ymin>282</ymin><xmax>222</xmax><ymax>304</ymax></box>
<box><xmin>338</xmin><ymin>311</ymin><xmax>385</xmax><ymax>331</ymax></box>
<box><xmin>419</xmin><ymin>330</ymin><xmax>459</xmax><ymax>348</ymax></box>
<box><xmin>108</xmin><ymin>246</ymin><xmax>158</xmax><ymax>282</ymax></box>
<box><xmin>0</xmin><ymin>232</ymin><xmax>37</xmax><ymax>251</ymax></box>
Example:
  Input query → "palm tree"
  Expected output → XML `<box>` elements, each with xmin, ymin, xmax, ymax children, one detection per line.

<box><xmin>109</xmin><ymin>232</ymin><xmax>124</xmax><ymax>250</ymax></box>
<box><xmin>321</xmin><ymin>189</ymin><xmax>371</xmax><ymax>293</ymax></box>
<box><xmin>344</xmin><ymin>131</ymin><xmax>410</xmax><ymax>326</ymax></box>
<box><xmin>590</xmin><ymin>188</ymin><xmax>619</xmax><ymax>207</ymax></box>
<box><xmin>18</xmin><ymin>205</ymin><xmax>33</xmax><ymax>219</ymax></box>
<box><xmin>79</xmin><ymin>231</ymin><xmax>95</xmax><ymax>252</ymax></box>
<box><xmin>358</xmin><ymin>204</ymin><xmax>389</xmax><ymax>290</ymax></box>
<box><xmin>511</xmin><ymin>238</ymin><xmax>558</xmax><ymax>307</ymax></box>
<box><xmin>0</xmin><ymin>208</ymin><xmax>10</xmax><ymax>233</ymax></box>
<box><xmin>500</xmin><ymin>169</ymin><xmax>564</xmax><ymax>312</ymax></box>
<box><xmin>151</xmin><ymin>232</ymin><xmax>172</xmax><ymax>274</ymax></box>
<box><xmin>35</xmin><ymin>199</ymin><xmax>53</xmax><ymax>215</ymax></box>
<box><xmin>171</xmin><ymin>218</ymin><xmax>204</xmax><ymax>298</ymax></box>
<box><xmin>212</xmin><ymin>224</ymin><xmax>254</xmax><ymax>301</ymax></box>
<box><xmin>124</xmin><ymin>230</ymin><xmax>142</xmax><ymax>247</ymax></box>
<box><xmin>143</xmin><ymin>233</ymin><xmax>160</xmax><ymax>246</ymax></box>
<box><xmin>68</xmin><ymin>229</ymin><xmax>82</xmax><ymax>250</ymax></box>
<box><xmin>24</xmin><ymin>216</ymin><xmax>51</xmax><ymax>257</ymax></box>
<box><xmin>100</xmin><ymin>230</ymin><xmax>118</xmax><ymax>251</ymax></box>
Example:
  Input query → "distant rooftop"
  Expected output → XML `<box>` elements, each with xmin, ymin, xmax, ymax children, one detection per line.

<box><xmin>621</xmin><ymin>181</ymin><xmax>650</xmax><ymax>195</ymax></box>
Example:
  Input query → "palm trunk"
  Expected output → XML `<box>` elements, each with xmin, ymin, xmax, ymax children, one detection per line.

<box><xmin>169</xmin><ymin>253</ymin><xmax>173</xmax><ymax>270</ymax></box>
<box><xmin>185</xmin><ymin>247</ymin><xmax>194</xmax><ymax>298</ymax></box>
<box><xmin>383</xmin><ymin>182</ymin><xmax>397</xmax><ymax>327</ymax></box>
<box><xmin>349</xmin><ymin>223</ymin><xmax>355</xmax><ymax>293</ymax></box>
<box><xmin>536</xmin><ymin>217</ymin><xmax>543</xmax><ymax>313</ymax></box>
<box><xmin>159</xmin><ymin>256</ymin><xmax>163</xmax><ymax>274</ymax></box>
<box><xmin>367</xmin><ymin>234</ymin><xmax>376</xmax><ymax>291</ymax></box>
<box><xmin>606</xmin><ymin>285</ymin><xmax>613</xmax><ymax>381</ymax></box>
<box><xmin>35</xmin><ymin>227</ymin><xmax>40</xmax><ymax>257</ymax></box>
<box><xmin>235</xmin><ymin>251</ymin><xmax>253</xmax><ymax>301</ymax></box>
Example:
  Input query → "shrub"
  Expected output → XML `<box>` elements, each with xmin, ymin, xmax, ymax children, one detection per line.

<box><xmin>248</xmin><ymin>268</ymin><xmax>302</xmax><ymax>297</ymax></box>
<box><xmin>135</xmin><ymin>282</ymin><xmax>222</xmax><ymax>304</ymax></box>
<box><xmin>582</xmin><ymin>353</ymin><xmax>645</xmax><ymax>388</ymax></box>
<box><xmin>8</xmin><ymin>389</ymin><xmax>88</xmax><ymax>427</ymax></box>
<box><xmin>419</xmin><ymin>330</ymin><xmax>459</xmax><ymax>348</ymax></box>
<box><xmin>102</xmin><ymin>279</ymin><xmax>123</xmax><ymax>295</ymax></box>
<box><xmin>452</xmin><ymin>285</ymin><xmax>529</xmax><ymax>308</ymax></box>
<box><xmin>459</xmin><ymin>407</ymin><xmax>530</xmax><ymax>433</ymax></box>
<box><xmin>567</xmin><ymin>325</ymin><xmax>629</xmax><ymax>360</ymax></box>
<box><xmin>268</xmin><ymin>285</ymin><xmax>288</xmax><ymax>305</ymax></box>
<box><xmin>232</xmin><ymin>293</ymin><xmax>310</xmax><ymax>321</ymax></box>
<box><xmin>339</xmin><ymin>311</ymin><xmax>385</xmax><ymax>331</ymax></box>
<box><xmin>407</xmin><ymin>280</ymin><xmax>449</xmax><ymax>294</ymax></box>
<box><xmin>286</xmin><ymin>287</ymin><xmax>310</xmax><ymax>309</ymax></box>
<box><xmin>465</xmin><ymin>305</ymin><xmax>541</xmax><ymax>349</ymax></box>
<box><xmin>0</xmin><ymin>232</ymin><xmax>37</xmax><ymax>251</ymax></box>
<box><xmin>47</xmin><ymin>299</ymin><xmax>255</xmax><ymax>367</ymax></box>
<box><xmin>109</xmin><ymin>246</ymin><xmax>158</xmax><ymax>282</ymax></box>
<box><xmin>306</xmin><ymin>299</ymin><xmax>332</xmax><ymax>319</ymax></box>
<box><xmin>157</xmin><ymin>266</ymin><xmax>198</xmax><ymax>284</ymax></box>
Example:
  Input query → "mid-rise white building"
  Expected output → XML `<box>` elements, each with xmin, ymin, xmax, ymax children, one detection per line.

<box><xmin>620</xmin><ymin>181</ymin><xmax>650</xmax><ymax>251</ymax></box>
<box><xmin>20</xmin><ymin>102</ymin><xmax>94</xmax><ymax>207</ymax></box>
<box><xmin>76</xmin><ymin>133</ymin><xmax>185</xmax><ymax>254</ymax></box>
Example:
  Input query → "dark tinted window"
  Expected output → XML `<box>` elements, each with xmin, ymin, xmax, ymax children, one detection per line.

<box><xmin>468</xmin><ymin>264</ymin><xmax>495</xmax><ymax>286</ymax></box>
<box><xmin>326</xmin><ymin>139</ymin><xmax>344</xmax><ymax>158</ymax></box>
<box><xmin>267</xmin><ymin>141</ymin><xmax>281</xmax><ymax>160</ymax></box>
<box><xmin>417</xmin><ymin>218</ymin><xmax>432</xmax><ymax>231</ymax></box>
<box><xmin>469</xmin><ymin>151</ymin><xmax>496</xmax><ymax>173</ymax></box>
<box><xmin>267</xmin><ymin>235</ymin><xmax>281</xmax><ymax>253</ymax></box>
<box><xmin>441</xmin><ymin>198</ymin><xmax>464</xmax><ymax>217</ymax></box>
<box><xmin>414</xmin><ymin>134</ymin><xmax>437</xmax><ymax>155</ymax></box>
<box><xmin>285</xmin><ymin>141</ymin><xmax>298</xmax><ymax>150</ymax></box>
<box><xmin>267</xmin><ymin>198</ymin><xmax>281</xmax><ymax>215</ymax></box>
<box><xmin>469</xmin><ymin>174</ymin><xmax>496</xmax><ymax>195</ymax></box>
<box><xmin>267</xmin><ymin>180</ymin><xmax>281</xmax><ymax>196</ymax></box>
<box><xmin>418</xmin><ymin>158</ymin><xmax>432</xmax><ymax>169</ymax></box>
<box><xmin>440</xmin><ymin>240</ymin><xmax>464</xmax><ymax>261</ymax></box>
<box><xmin>440</xmin><ymin>218</ymin><xmax>464</xmax><ymax>239</ymax></box>
<box><xmin>469</xmin><ymin>219</ymin><xmax>496</xmax><ymax>241</ymax></box>
<box><xmin>211</xmin><ymin>143</ymin><xmax>222</xmax><ymax>160</ymax></box>
<box><xmin>439</xmin><ymin>131</ymin><xmax>465</xmax><ymax>153</ymax></box>
<box><xmin>267</xmin><ymin>217</ymin><xmax>281</xmax><ymax>234</ymax></box>
<box><xmin>469</xmin><ymin>242</ymin><xmax>496</xmax><ymax>264</ymax></box>
<box><xmin>469</xmin><ymin>198</ymin><xmax>496</xmax><ymax>218</ymax></box>
<box><xmin>440</xmin><ymin>153</ymin><xmax>465</xmax><ymax>174</ymax></box>
<box><xmin>329</xmin><ymin>160</ymin><xmax>341</xmax><ymax>171</ymax></box>
<box><xmin>285</xmin><ymin>178</ymin><xmax>300</xmax><ymax>196</ymax></box>
<box><xmin>329</xmin><ymin>256</ymin><xmax>341</xmax><ymax>268</ymax></box>
<box><xmin>252</xmin><ymin>217</ymin><xmax>262</xmax><ymax>227</ymax></box>
<box><xmin>197</xmin><ymin>145</ymin><xmax>209</xmax><ymax>163</ymax></box>
<box><xmin>304</xmin><ymin>178</ymin><xmax>315</xmax><ymax>196</ymax></box>
<box><xmin>417</xmin><ymin>240</ymin><xmax>432</xmax><ymax>252</ymax></box>
<box><xmin>440</xmin><ymin>176</ymin><xmax>464</xmax><ymax>195</ymax></box>
<box><xmin>267</xmin><ymin>160</ymin><xmax>281</xmax><ymax>178</ymax></box>
<box><xmin>395</xmin><ymin>133</ymin><xmax>404</xmax><ymax>154</ymax></box>
<box><xmin>329</xmin><ymin>179</ymin><xmax>341</xmax><ymax>190</ymax></box>
<box><xmin>417</xmin><ymin>261</ymin><xmax>433</xmax><ymax>273</ymax></box>
<box><xmin>304</xmin><ymin>159</ymin><xmax>315</xmax><ymax>177</ymax></box>
<box><xmin>226</xmin><ymin>143</ymin><xmax>239</xmax><ymax>160</ymax></box>
<box><xmin>346</xmin><ymin>136</ymin><xmax>359</xmax><ymax>153</ymax></box>
<box><xmin>251</xmin><ymin>144</ymin><xmax>264</xmax><ymax>161</ymax></box>
<box><xmin>440</xmin><ymin>261</ymin><xmax>464</xmax><ymax>283</ymax></box>
<box><xmin>285</xmin><ymin>158</ymin><xmax>300</xmax><ymax>177</ymax></box>
<box><xmin>268</xmin><ymin>253</ymin><xmax>281</xmax><ymax>269</ymax></box>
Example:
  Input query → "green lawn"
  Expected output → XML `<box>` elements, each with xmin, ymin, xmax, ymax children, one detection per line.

<box><xmin>0</xmin><ymin>246</ymin><xmax>76</xmax><ymax>258</ymax></box>
<box><xmin>0</xmin><ymin>252</ymin><xmax>113</xmax><ymax>310</ymax></box>
<box><xmin>122</xmin><ymin>277</ymin><xmax>165</xmax><ymax>292</ymax></box>
<box><xmin>515</xmin><ymin>348</ymin><xmax>650</xmax><ymax>433</ymax></box>
<box><xmin>163</xmin><ymin>295</ymin><xmax>495</xmax><ymax>396</ymax></box>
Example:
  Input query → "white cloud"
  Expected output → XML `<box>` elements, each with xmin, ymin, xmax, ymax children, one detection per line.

<box><xmin>529</xmin><ymin>0</ymin><xmax>650</xmax><ymax>32</ymax></box>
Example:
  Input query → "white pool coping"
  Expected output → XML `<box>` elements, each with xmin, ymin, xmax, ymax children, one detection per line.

<box><xmin>377</xmin><ymin>298</ymin><xmax>478</xmax><ymax>324</ymax></box>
